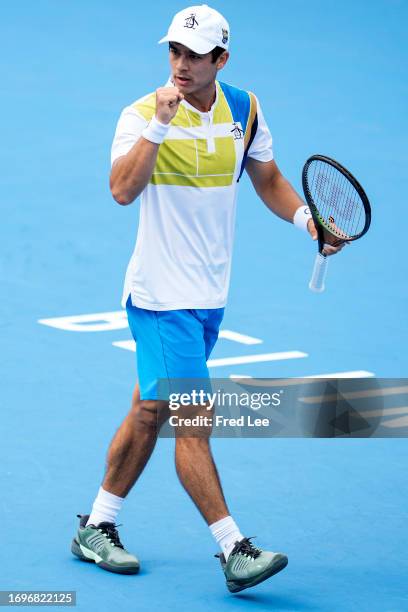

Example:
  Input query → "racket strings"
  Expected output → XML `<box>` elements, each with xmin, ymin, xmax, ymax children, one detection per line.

<box><xmin>308</xmin><ymin>160</ymin><xmax>366</xmax><ymax>239</ymax></box>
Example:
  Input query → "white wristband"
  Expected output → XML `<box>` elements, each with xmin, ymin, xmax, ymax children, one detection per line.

<box><xmin>293</xmin><ymin>205</ymin><xmax>312</xmax><ymax>232</ymax></box>
<box><xmin>142</xmin><ymin>116</ymin><xmax>170</xmax><ymax>144</ymax></box>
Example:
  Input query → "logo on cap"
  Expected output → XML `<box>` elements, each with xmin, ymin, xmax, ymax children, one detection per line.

<box><xmin>222</xmin><ymin>28</ymin><xmax>229</xmax><ymax>44</ymax></box>
<box><xmin>184</xmin><ymin>13</ymin><xmax>199</xmax><ymax>29</ymax></box>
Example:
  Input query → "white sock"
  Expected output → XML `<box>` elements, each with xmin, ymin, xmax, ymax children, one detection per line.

<box><xmin>86</xmin><ymin>486</ymin><xmax>124</xmax><ymax>527</ymax></box>
<box><xmin>209</xmin><ymin>515</ymin><xmax>244</xmax><ymax>561</ymax></box>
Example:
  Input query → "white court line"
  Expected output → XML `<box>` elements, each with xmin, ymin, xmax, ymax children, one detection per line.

<box><xmin>218</xmin><ymin>330</ymin><xmax>263</xmax><ymax>345</ymax></box>
<box><xmin>301</xmin><ymin>381</ymin><xmax>407</xmax><ymax>404</ymax></box>
<box><xmin>382</xmin><ymin>414</ymin><xmax>408</xmax><ymax>428</ymax></box>
<box><xmin>229</xmin><ymin>370</ymin><xmax>375</xmax><ymax>382</ymax></box>
<box><xmin>39</xmin><ymin>311</ymin><xmax>128</xmax><ymax>332</ymax></box>
<box><xmin>357</xmin><ymin>407</ymin><xmax>408</xmax><ymax>418</ymax></box>
<box><xmin>112</xmin><ymin>342</ymin><xmax>307</xmax><ymax>369</ymax></box>
<box><xmin>113</xmin><ymin>330</ymin><xmax>261</xmax><ymax>350</ymax></box>
<box><xmin>207</xmin><ymin>351</ymin><xmax>308</xmax><ymax>368</ymax></box>
<box><xmin>230</xmin><ymin>375</ymin><xmax>253</xmax><ymax>379</ymax></box>
<box><xmin>38</xmin><ymin>312</ymin><xmax>262</xmax><ymax>343</ymax></box>
<box><xmin>304</xmin><ymin>370</ymin><xmax>375</xmax><ymax>379</ymax></box>
<box><xmin>113</xmin><ymin>340</ymin><xmax>136</xmax><ymax>351</ymax></box>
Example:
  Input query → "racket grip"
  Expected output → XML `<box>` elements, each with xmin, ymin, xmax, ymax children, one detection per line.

<box><xmin>309</xmin><ymin>253</ymin><xmax>328</xmax><ymax>293</ymax></box>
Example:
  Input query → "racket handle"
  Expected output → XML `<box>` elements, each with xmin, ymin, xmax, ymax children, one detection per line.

<box><xmin>309</xmin><ymin>252</ymin><xmax>328</xmax><ymax>293</ymax></box>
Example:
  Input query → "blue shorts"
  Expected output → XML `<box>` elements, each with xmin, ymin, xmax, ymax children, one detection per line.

<box><xmin>125</xmin><ymin>295</ymin><xmax>225</xmax><ymax>400</ymax></box>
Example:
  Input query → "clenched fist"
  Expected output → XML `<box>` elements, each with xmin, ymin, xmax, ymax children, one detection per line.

<box><xmin>155</xmin><ymin>87</ymin><xmax>184</xmax><ymax>124</ymax></box>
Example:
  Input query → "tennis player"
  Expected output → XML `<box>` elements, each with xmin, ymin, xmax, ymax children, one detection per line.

<box><xmin>71</xmin><ymin>4</ymin><xmax>344</xmax><ymax>592</ymax></box>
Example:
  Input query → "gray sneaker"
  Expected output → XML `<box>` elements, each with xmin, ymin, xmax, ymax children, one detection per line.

<box><xmin>71</xmin><ymin>514</ymin><xmax>140</xmax><ymax>575</ymax></box>
<box><xmin>217</xmin><ymin>537</ymin><xmax>288</xmax><ymax>593</ymax></box>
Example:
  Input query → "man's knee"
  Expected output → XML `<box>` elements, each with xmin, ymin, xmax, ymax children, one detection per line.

<box><xmin>175</xmin><ymin>434</ymin><xmax>211</xmax><ymax>448</ymax></box>
<box><xmin>129</xmin><ymin>396</ymin><xmax>169</xmax><ymax>429</ymax></box>
<box><xmin>173</xmin><ymin>402</ymin><xmax>214</xmax><ymax>441</ymax></box>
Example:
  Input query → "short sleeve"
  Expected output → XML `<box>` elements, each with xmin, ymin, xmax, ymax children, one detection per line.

<box><xmin>110</xmin><ymin>106</ymin><xmax>148</xmax><ymax>166</ymax></box>
<box><xmin>247</xmin><ymin>97</ymin><xmax>273</xmax><ymax>162</ymax></box>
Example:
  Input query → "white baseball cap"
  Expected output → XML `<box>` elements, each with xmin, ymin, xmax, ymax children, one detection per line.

<box><xmin>158</xmin><ymin>4</ymin><xmax>230</xmax><ymax>55</ymax></box>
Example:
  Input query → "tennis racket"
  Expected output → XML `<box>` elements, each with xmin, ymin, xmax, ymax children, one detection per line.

<box><xmin>302</xmin><ymin>155</ymin><xmax>371</xmax><ymax>293</ymax></box>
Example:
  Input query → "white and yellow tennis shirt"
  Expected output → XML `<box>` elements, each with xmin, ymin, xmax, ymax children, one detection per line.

<box><xmin>111</xmin><ymin>79</ymin><xmax>273</xmax><ymax>311</ymax></box>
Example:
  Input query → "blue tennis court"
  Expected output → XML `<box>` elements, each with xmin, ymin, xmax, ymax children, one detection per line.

<box><xmin>2</xmin><ymin>1</ymin><xmax>407</xmax><ymax>610</ymax></box>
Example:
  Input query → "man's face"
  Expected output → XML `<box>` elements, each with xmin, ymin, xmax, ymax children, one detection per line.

<box><xmin>169</xmin><ymin>42</ymin><xmax>228</xmax><ymax>94</ymax></box>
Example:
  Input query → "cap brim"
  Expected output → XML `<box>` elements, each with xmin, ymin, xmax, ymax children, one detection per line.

<box><xmin>158</xmin><ymin>32</ymin><xmax>215</xmax><ymax>55</ymax></box>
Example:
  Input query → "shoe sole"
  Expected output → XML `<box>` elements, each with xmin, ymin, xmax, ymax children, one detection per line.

<box><xmin>227</xmin><ymin>555</ymin><xmax>288</xmax><ymax>593</ymax></box>
<box><xmin>71</xmin><ymin>538</ymin><xmax>140</xmax><ymax>575</ymax></box>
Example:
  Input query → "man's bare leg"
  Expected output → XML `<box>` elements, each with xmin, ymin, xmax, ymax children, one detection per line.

<box><xmin>102</xmin><ymin>383</ymin><xmax>168</xmax><ymax>497</ymax></box>
<box><xmin>72</xmin><ymin>383</ymin><xmax>168</xmax><ymax>572</ymax></box>
<box><xmin>173</xmin><ymin>404</ymin><xmax>245</xmax><ymax>562</ymax></box>
<box><xmin>175</xmin><ymin>433</ymin><xmax>289</xmax><ymax>590</ymax></box>
<box><xmin>175</xmin><ymin>434</ymin><xmax>230</xmax><ymax>525</ymax></box>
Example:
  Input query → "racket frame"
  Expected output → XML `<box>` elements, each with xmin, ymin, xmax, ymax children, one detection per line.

<box><xmin>302</xmin><ymin>154</ymin><xmax>371</xmax><ymax>248</ymax></box>
<box><xmin>302</xmin><ymin>154</ymin><xmax>371</xmax><ymax>292</ymax></box>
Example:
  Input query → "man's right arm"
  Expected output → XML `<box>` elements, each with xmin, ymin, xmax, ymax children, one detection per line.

<box><xmin>110</xmin><ymin>87</ymin><xmax>184</xmax><ymax>206</ymax></box>
<box><xmin>110</xmin><ymin>138</ymin><xmax>160</xmax><ymax>206</ymax></box>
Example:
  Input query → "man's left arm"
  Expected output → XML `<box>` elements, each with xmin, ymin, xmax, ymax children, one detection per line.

<box><xmin>245</xmin><ymin>158</ymin><xmax>344</xmax><ymax>256</ymax></box>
